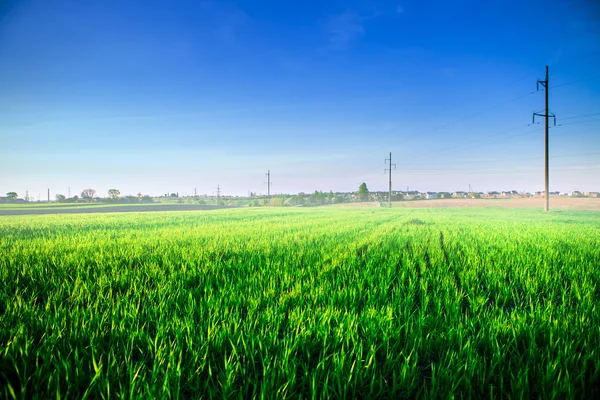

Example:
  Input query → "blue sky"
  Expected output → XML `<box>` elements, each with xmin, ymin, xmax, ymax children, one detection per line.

<box><xmin>1</xmin><ymin>0</ymin><xmax>599</xmax><ymax>198</ymax></box>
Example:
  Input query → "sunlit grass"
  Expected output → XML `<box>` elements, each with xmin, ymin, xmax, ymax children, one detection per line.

<box><xmin>1</xmin><ymin>207</ymin><xmax>599</xmax><ymax>398</ymax></box>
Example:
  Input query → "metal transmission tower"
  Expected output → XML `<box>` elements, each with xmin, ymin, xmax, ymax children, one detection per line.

<box><xmin>533</xmin><ymin>66</ymin><xmax>556</xmax><ymax>212</ymax></box>
<box><xmin>384</xmin><ymin>152</ymin><xmax>396</xmax><ymax>208</ymax></box>
<box><xmin>216</xmin><ymin>185</ymin><xmax>221</xmax><ymax>200</ymax></box>
<box><xmin>265</xmin><ymin>170</ymin><xmax>271</xmax><ymax>197</ymax></box>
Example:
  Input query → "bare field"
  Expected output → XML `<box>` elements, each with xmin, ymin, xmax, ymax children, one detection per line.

<box><xmin>393</xmin><ymin>197</ymin><xmax>600</xmax><ymax>210</ymax></box>
<box><xmin>329</xmin><ymin>197</ymin><xmax>600</xmax><ymax>210</ymax></box>
<box><xmin>0</xmin><ymin>204</ymin><xmax>230</xmax><ymax>216</ymax></box>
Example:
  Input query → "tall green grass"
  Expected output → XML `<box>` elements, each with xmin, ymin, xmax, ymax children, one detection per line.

<box><xmin>1</xmin><ymin>208</ymin><xmax>599</xmax><ymax>398</ymax></box>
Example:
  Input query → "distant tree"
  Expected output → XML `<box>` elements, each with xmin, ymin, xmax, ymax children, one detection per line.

<box><xmin>141</xmin><ymin>195</ymin><xmax>153</xmax><ymax>203</ymax></box>
<box><xmin>334</xmin><ymin>195</ymin><xmax>346</xmax><ymax>204</ymax></box>
<box><xmin>81</xmin><ymin>189</ymin><xmax>96</xmax><ymax>202</ymax></box>
<box><xmin>64</xmin><ymin>195</ymin><xmax>79</xmax><ymax>203</ymax></box>
<box><xmin>170</xmin><ymin>193</ymin><xmax>178</xmax><ymax>198</ymax></box>
<box><xmin>6</xmin><ymin>192</ymin><xmax>18</xmax><ymax>200</ymax></box>
<box><xmin>269</xmin><ymin>197</ymin><xmax>284</xmax><ymax>207</ymax></box>
<box><xmin>315</xmin><ymin>191</ymin><xmax>326</xmax><ymax>205</ymax></box>
<box><xmin>327</xmin><ymin>190</ymin><xmax>334</xmax><ymax>204</ymax></box>
<box><xmin>357</xmin><ymin>183</ymin><xmax>369</xmax><ymax>201</ymax></box>
<box><xmin>108</xmin><ymin>189</ymin><xmax>120</xmax><ymax>200</ymax></box>
<box><xmin>55</xmin><ymin>194</ymin><xmax>66</xmax><ymax>202</ymax></box>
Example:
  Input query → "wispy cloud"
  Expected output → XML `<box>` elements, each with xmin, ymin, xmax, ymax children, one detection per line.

<box><xmin>323</xmin><ymin>11</ymin><xmax>365</xmax><ymax>51</ymax></box>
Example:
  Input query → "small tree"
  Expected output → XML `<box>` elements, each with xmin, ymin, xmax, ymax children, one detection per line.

<box><xmin>81</xmin><ymin>188</ymin><xmax>96</xmax><ymax>202</ymax></box>
<box><xmin>108</xmin><ymin>189</ymin><xmax>120</xmax><ymax>200</ymax></box>
<box><xmin>334</xmin><ymin>195</ymin><xmax>347</xmax><ymax>204</ymax></box>
<box><xmin>55</xmin><ymin>194</ymin><xmax>66</xmax><ymax>202</ymax></box>
<box><xmin>6</xmin><ymin>192</ymin><xmax>17</xmax><ymax>200</ymax></box>
<box><xmin>357</xmin><ymin>182</ymin><xmax>369</xmax><ymax>201</ymax></box>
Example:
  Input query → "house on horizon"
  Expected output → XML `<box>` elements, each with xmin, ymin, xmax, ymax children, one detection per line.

<box><xmin>501</xmin><ymin>190</ymin><xmax>519</xmax><ymax>197</ymax></box>
<box><xmin>485</xmin><ymin>191</ymin><xmax>500</xmax><ymax>198</ymax></box>
<box><xmin>425</xmin><ymin>192</ymin><xmax>437</xmax><ymax>200</ymax></box>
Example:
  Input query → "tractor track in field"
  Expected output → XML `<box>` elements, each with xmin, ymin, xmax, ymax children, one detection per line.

<box><xmin>0</xmin><ymin>204</ymin><xmax>235</xmax><ymax>216</ymax></box>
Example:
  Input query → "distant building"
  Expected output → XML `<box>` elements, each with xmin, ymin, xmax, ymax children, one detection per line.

<box><xmin>425</xmin><ymin>192</ymin><xmax>437</xmax><ymax>200</ymax></box>
<box><xmin>501</xmin><ymin>190</ymin><xmax>519</xmax><ymax>197</ymax></box>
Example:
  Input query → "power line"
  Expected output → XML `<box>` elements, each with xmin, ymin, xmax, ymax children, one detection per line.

<box><xmin>557</xmin><ymin>118</ymin><xmax>600</xmax><ymax>127</ymax></box>
<box><xmin>395</xmin><ymin>152</ymin><xmax>600</xmax><ymax>167</ymax></box>
<box><xmin>560</xmin><ymin>112</ymin><xmax>600</xmax><ymax>121</ymax></box>
<box><xmin>550</xmin><ymin>75</ymin><xmax>600</xmax><ymax>89</ymax></box>
<box><xmin>403</xmin><ymin>90</ymin><xmax>537</xmax><ymax>145</ymax></box>
<box><xmin>348</xmin><ymin>70</ymin><xmax>545</xmax><ymax>161</ymax></box>
<box><xmin>353</xmin><ymin>68</ymin><xmax>600</xmax><ymax>192</ymax></box>
<box><xmin>422</xmin><ymin>70</ymin><xmax>542</xmax><ymax>120</ymax></box>
<box><xmin>398</xmin><ymin>123</ymin><xmax>539</xmax><ymax>165</ymax></box>
<box><xmin>401</xmin><ymin>161</ymin><xmax>600</xmax><ymax>173</ymax></box>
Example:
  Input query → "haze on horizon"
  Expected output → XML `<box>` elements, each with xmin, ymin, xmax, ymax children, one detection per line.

<box><xmin>1</xmin><ymin>0</ymin><xmax>599</xmax><ymax>199</ymax></box>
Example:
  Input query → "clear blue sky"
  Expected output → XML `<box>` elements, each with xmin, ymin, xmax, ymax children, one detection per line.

<box><xmin>1</xmin><ymin>0</ymin><xmax>599</xmax><ymax>198</ymax></box>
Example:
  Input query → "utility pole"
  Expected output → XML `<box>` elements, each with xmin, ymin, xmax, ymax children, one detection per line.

<box><xmin>384</xmin><ymin>152</ymin><xmax>396</xmax><ymax>208</ymax></box>
<box><xmin>533</xmin><ymin>66</ymin><xmax>556</xmax><ymax>212</ymax></box>
<box><xmin>265</xmin><ymin>170</ymin><xmax>271</xmax><ymax>197</ymax></box>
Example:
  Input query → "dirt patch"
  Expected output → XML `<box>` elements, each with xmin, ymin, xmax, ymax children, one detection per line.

<box><xmin>330</xmin><ymin>202</ymin><xmax>381</xmax><ymax>208</ymax></box>
<box><xmin>394</xmin><ymin>198</ymin><xmax>600</xmax><ymax>210</ymax></box>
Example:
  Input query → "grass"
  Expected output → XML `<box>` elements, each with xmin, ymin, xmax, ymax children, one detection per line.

<box><xmin>1</xmin><ymin>207</ymin><xmax>599</xmax><ymax>398</ymax></box>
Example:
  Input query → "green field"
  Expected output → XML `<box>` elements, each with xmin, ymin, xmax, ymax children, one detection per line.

<box><xmin>1</xmin><ymin>207</ymin><xmax>599</xmax><ymax>398</ymax></box>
